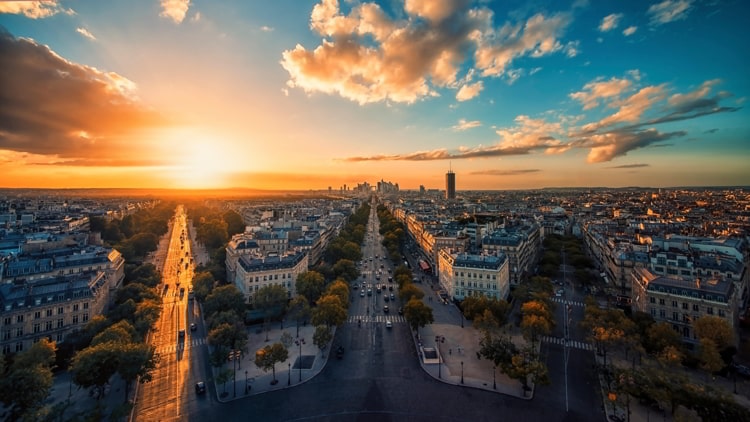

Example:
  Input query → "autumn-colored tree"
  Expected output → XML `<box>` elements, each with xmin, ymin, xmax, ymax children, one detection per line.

<box><xmin>693</xmin><ymin>315</ymin><xmax>734</xmax><ymax>351</ymax></box>
<box><xmin>311</xmin><ymin>294</ymin><xmax>347</xmax><ymax>327</ymax></box>
<box><xmin>296</xmin><ymin>271</ymin><xmax>326</xmax><ymax>304</ymax></box>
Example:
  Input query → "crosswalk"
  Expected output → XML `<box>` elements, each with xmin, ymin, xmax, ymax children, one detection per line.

<box><xmin>156</xmin><ymin>337</ymin><xmax>206</xmax><ymax>355</ymax></box>
<box><xmin>541</xmin><ymin>336</ymin><xmax>594</xmax><ymax>351</ymax></box>
<box><xmin>550</xmin><ymin>297</ymin><xmax>585</xmax><ymax>307</ymax></box>
<box><xmin>347</xmin><ymin>315</ymin><xmax>406</xmax><ymax>324</ymax></box>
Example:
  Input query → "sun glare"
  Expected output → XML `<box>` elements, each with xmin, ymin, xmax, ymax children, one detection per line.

<box><xmin>163</xmin><ymin>130</ymin><xmax>238</xmax><ymax>189</ymax></box>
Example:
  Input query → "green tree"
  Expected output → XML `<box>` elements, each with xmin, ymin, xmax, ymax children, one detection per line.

<box><xmin>520</xmin><ymin>314</ymin><xmax>552</xmax><ymax>345</ymax></box>
<box><xmin>117</xmin><ymin>343</ymin><xmax>159</xmax><ymax>403</ymax></box>
<box><xmin>0</xmin><ymin>365</ymin><xmax>53</xmax><ymax>420</ymax></box>
<box><xmin>13</xmin><ymin>338</ymin><xmax>56</xmax><ymax>369</ymax></box>
<box><xmin>222</xmin><ymin>209</ymin><xmax>245</xmax><ymax>237</ymax></box>
<box><xmin>254</xmin><ymin>342</ymin><xmax>289</xmax><ymax>384</ymax></box>
<box><xmin>295</xmin><ymin>271</ymin><xmax>326</xmax><ymax>304</ymax></box>
<box><xmin>133</xmin><ymin>300</ymin><xmax>162</xmax><ymax>338</ymax></box>
<box><xmin>647</xmin><ymin>322</ymin><xmax>683</xmax><ymax>355</ymax></box>
<box><xmin>398</xmin><ymin>283</ymin><xmax>424</xmax><ymax>302</ymax></box>
<box><xmin>479</xmin><ymin>334</ymin><xmax>517</xmax><ymax>365</ymax></box>
<box><xmin>504</xmin><ymin>347</ymin><xmax>550</xmax><ymax>396</ymax></box>
<box><xmin>91</xmin><ymin>320</ymin><xmax>136</xmax><ymax>346</ymax></box>
<box><xmin>698</xmin><ymin>338</ymin><xmax>724</xmax><ymax>379</ymax></box>
<box><xmin>313</xmin><ymin>325</ymin><xmax>333</xmax><ymax>353</ymax></box>
<box><xmin>192</xmin><ymin>271</ymin><xmax>215</xmax><ymax>302</ymax></box>
<box><xmin>403</xmin><ymin>298</ymin><xmax>434</xmax><ymax>335</ymax></box>
<box><xmin>311</xmin><ymin>294</ymin><xmax>347</xmax><ymax>327</ymax></box>
<box><xmin>254</xmin><ymin>284</ymin><xmax>289</xmax><ymax>340</ymax></box>
<box><xmin>473</xmin><ymin>308</ymin><xmax>501</xmax><ymax>336</ymax></box>
<box><xmin>208</xmin><ymin>322</ymin><xmax>248</xmax><ymax>357</ymax></box>
<box><xmin>71</xmin><ymin>342</ymin><xmax>120</xmax><ymax>395</ymax></box>
<box><xmin>287</xmin><ymin>295</ymin><xmax>311</xmax><ymax>337</ymax></box>
<box><xmin>332</xmin><ymin>259</ymin><xmax>359</xmax><ymax>282</ymax></box>
<box><xmin>114</xmin><ymin>283</ymin><xmax>159</xmax><ymax>306</ymax></box>
<box><xmin>216</xmin><ymin>367</ymin><xmax>233</xmax><ymax>394</ymax></box>
<box><xmin>204</xmin><ymin>284</ymin><xmax>246</xmax><ymax>319</ymax></box>
<box><xmin>196</xmin><ymin>218</ymin><xmax>229</xmax><ymax>249</ymax></box>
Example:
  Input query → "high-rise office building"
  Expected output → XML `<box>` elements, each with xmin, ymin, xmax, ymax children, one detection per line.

<box><xmin>445</xmin><ymin>169</ymin><xmax>455</xmax><ymax>199</ymax></box>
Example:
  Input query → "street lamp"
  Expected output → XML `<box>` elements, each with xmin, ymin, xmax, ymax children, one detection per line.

<box><xmin>493</xmin><ymin>365</ymin><xmax>496</xmax><ymax>390</ymax></box>
<box><xmin>299</xmin><ymin>339</ymin><xmax>303</xmax><ymax>382</ymax></box>
<box><xmin>288</xmin><ymin>362</ymin><xmax>291</xmax><ymax>385</ymax></box>
<box><xmin>460</xmin><ymin>361</ymin><xmax>464</xmax><ymax>384</ymax></box>
<box><xmin>245</xmin><ymin>370</ymin><xmax>248</xmax><ymax>394</ymax></box>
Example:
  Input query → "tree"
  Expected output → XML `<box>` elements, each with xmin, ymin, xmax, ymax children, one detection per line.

<box><xmin>699</xmin><ymin>338</ymin><xmax>724</xmax><ymax>379</ymax></box>
<box><xmin>117</xmin><ymin>343</ymin><xmax>159</xmax><ymax>403</ymax></box>
<box><xmin>693</xmin><ymin>315</ymin><xmax>734</xmax><ymax>351</ymax></box>
<box><xmin>0</xmin><ymin>365</ymin><xmax>53</xmax><ymax>420</ymax></box>
<box><xmin>196</xmin><ymin>218</ymin><xmax>228</xmax><ymax>249</ymax></box>
<box><xmin>91</xmin><ymin>320</ymin><xmax>136</xmax><ymax>346</ymax></box>
<box><xmin>254</xmin><ymin>284</ymin><xmax>289</xmax><ymax>340</ymax></box>
<box><xmin>13</xmin><ymin>338</ymin><xmax>56</xmax><ymax>369</ymax></box>
<box><xmin>398</xmin><ymin>283</ymin><xmax>424</xmax><ymax>302</ymax></box>
<box><xmin>403</xmin><ymin>298</ymin><xmax>434</xmax><ymax>334</ymax></box>
<box><xmin>216</xmin><ymin>367</ymin><xmax>233</xmax><ymax>394</ymax></box>
<box><xmin>204</xmin><ymin>285</ymin><xmax>246</xmax><ymax>319</ymax></box>
<box><xmin>208</xmin><ymin>322</ymin><xmax>248</xmax><ymax>357</ymax></box>
<box><xmin>646</xmin><ymin>322</ymin><xmax>683</xmax><ymax>355</ymax></box>
<box><xmin>295</xmin><ymin>271</ymin><xmax>326</xmax><ymax>304</ymax></box>
<box><xmin>325</xmin><ymin>280</ymin><xmax>350</xmax><ymax>310</ymax></box>
<box><xmin>504</xmin><ymin>347</ymin><xmax>550</xmax><ymax>396</ymax></box>
<box><xmin>332</xmin><ymin>259</ymin><xmax>359</xmax><ymax>282</ymax></box>
<box><xmin>114</xmin><ymin>283</ymin><xmax>159</xmax><ymax>306</ymax></box>
<box><xmin>473</xmin><ymin>308</ymin><xmax>501</xmax><ymax>336</ymax></box>
<box><xmin>520</xmin><ymin>314</ymin><xmax>552</xmax><ymax>345</ymax></box>
<box><xmin>313</xmin><ymin>325</ymin><xmax>333</xmax><ymax>353</ymax></box>
<box><xmin>71</xmin><ymin>342</ymin><xmax>120</xmax><ymax>396</ymax></box>
<box><xmin>222</xmin><ymin>209</ymin><xmax>245</xmax><ymax>237</ymax></box>
<box><xmin>311</xmin><ymin>295</ymin><xmax>347</xmax><ymax>327</ymax></box>
<box><xmin>254</xmin><ymin>342</ymin><xmax>289</xmax><ymax>384</ymax></box>
<box><xmin>287</xmin><ymin>295</ymin><xmax>311</xmax><ymax>337</ymax></box>
<box><xmin>192</xmin><ymin>271</ymin><xmax>215</xmax><ymax>302</ymax></box>
<box><xmin>479</xmin><ymin>334</ymin><xmax>517</xmax><ymax>365</ymax></box>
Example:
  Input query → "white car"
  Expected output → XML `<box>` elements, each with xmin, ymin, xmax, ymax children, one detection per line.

<box><xmin>385</xmin><ymin>320</ymin><xmax>393</xmax><ymax>328</ymax></box>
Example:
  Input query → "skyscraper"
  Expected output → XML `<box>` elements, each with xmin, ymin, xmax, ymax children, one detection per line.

<box><xmin>445</xmin><ymin>169</ymin><xmax>455</xmax><ymax>199</ymax></box>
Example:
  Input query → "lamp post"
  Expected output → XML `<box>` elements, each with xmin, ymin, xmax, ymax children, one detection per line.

<box><xmin>299</xmin><ymin>339</ymin><xmax>303</xmax><ymax>382</ymax></box>
<box><xmin>493</xmin><ymin>365</ymin><xmax>496</xmax><ymax>390</ymax></box>
<box><xmin>233</xmin><ymin>351</ymin><xmax>237</xmax><ymax>398</ymax></box>
<box><xmin>461</xmin><ymin>361</ymin><xmax>464</xmax><ymax>384</ymax></box>
<box><xmin>288</xmin><ymin>362</ymin><xmax>291</xmax><ymax>386</ymax></box>
<box><xmin>245</xmin><ymin>370</ymin><xmax>248</xmax><ymax>394</ymax></box>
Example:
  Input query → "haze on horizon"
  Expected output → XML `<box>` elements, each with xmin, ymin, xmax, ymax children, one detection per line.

<box><xmin>0</xmin><ymin>0</ymin><xmax>748</xmax><ymax>191</ymax></box>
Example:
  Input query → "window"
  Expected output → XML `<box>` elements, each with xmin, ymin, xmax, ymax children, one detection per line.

<box><xmin>659</xmin><ymin>309</ymin><xmax>666</xmax><ymax>318</ymax></box>
<box><xmin>83</xmin><ymin>302</ymin><xmax>88</xmax><ymax>310</ymax></box>
<box><xmin>3</xmin><ymin>317</ymin><xmax>10</xmax><ymax>326</ymax></box>
<box><xmin>659</xmin><ymin>299</ymin><xmax>665</xmax><ymax>306</ymax></box>
<box><xmin>16</xmin><ymin>315</ymin><xmax>23</xmax><ymax>323</ymax></box>
<box><xmin>693</xmin><ymin>304</ymin><xmax>699</xmax><ymax>312</ymax></box>
<box><xmin>672</xmin><ymin>312</ymin><xmax>679</xmax><ymax>321</ymax></box>
<box><xmin>82</xmin><ymin>313</ymin><xmax>88</xmax><ymax>322</ymax></box>
<box><xmin>46</xmin><ymin>309</ymin><xmax>52</xmax><ymax>317</ymax></box>
<box><xmin>16</xmin><ymin>328</ymin><xmax>23</xmax><ymax>337</ymax></box>
<box><xmin>33</xmin><ymin>323</ymin><xmax>40</xmax><ymax>333</ymax></box>
<box><xmin>57</xmin><ymin>319</ymin><xmax>64</xmax><ymax>328</ymax></box>
<box><xmin>706</xmin><ymin>307</ymin><xmax>714</xmax><ymax>315</ymax></box>
<box><xmin>650</xmin><ymin>297</ymin><xmax>656</xmax><ymax>304</ymax></box>
<box><xmin>719</xmin><ymin>309</ymin><xmax>726</xmax><ymax>317</ymax></box>
<box><xmin>72</xmin><ymin>315</ymin><xmax>79</xmax><ymax>324</ymax></box>
<box><xmin>672</xmin><ymin>301</ymin><xmax>678</xmax><ymax>308</ymax></box>
<box><xmin>45</xmin><ymin>321</ymin><xmax>52</xmax><ymax>331</ymax></box>
<box><xmin>682</xmin><ymin>303</ymin><xmax>688</xmax><ymax>310</ymax></box>
<box><xmin>73</xmin><ymin>304</ymin><xmax>79</xmax><ymax>312</ymax></box>
<box><xmin>58</xmin><ymin>307</ymin><xmax>64</xmax><ymax>315</ymax></box>
<box><xmin>34</xmin><ymin>311</ymin><xmax>41</xmax><ymax>319</ymax></box>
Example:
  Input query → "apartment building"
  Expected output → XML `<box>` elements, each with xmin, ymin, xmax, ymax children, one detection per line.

<box><xmin>481</xmin><ymin>223</ymin><xmax>541</xmax><ymax>286</ymax></box>
<box><xmin>631</xmin><ymin>267</ymin><xmax>738</xmax><ymax>346</ymax></box>
<box><xmin>232</xmin><ymin>251</ymin><xmax>308</xmax><ymax>303</ymax></box>
<box><xmin>437</xmin><ymin>250</ymin><xmax>509</xmax><ymax>301</ymax></box>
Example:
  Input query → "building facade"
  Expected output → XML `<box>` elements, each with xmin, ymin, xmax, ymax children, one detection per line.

<box><xmin>445</xmin><ymin>171</ymin><xmax>456</xmax><ymax>200</ymax></box>
<box><xmin>233</xmin><ymin>251</ymin><xmax>309</xmax><ymax>302</ymax></box>
<box><xmin>437</xmin><ymin>250</ymin><xmax>509</xmax><ymax>301</ymax></box>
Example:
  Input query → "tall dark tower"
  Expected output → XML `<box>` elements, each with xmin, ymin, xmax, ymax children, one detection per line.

<box><xmin>445</xmin><ymin>166</ymin><xmax>456</xmax><ymax>199</ymax></box>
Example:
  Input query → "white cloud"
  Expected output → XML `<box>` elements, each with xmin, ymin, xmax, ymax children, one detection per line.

<box><xmin>452</xmin><ymin>119</ymin><xmax>482</xmax><ymax>131</ymax></box>
<box><xmin>622</xmin><ymin>26</ymin><xmax>637</xmax><ymax>36</ymax></box>
<box><xmin>260</xmin><ymin>26</ymin><xmax>274</xmax><ymax>32</ymax></box>
<box><xmin>282</xmin><ymin>1</ymin><xmax>576</xmax><ymax>105</ymax></box>
<box><xmin>647</xmin><ymin>0</ymin><xmax>693</xmax><ymax>26</ymax></box>
<box><xmin>564</xmin><ymin>40</ymin><xmax>580</xmax><ymax>57</ymax></box>
<box><xmin>0</xmin><ymin>1</ymin><xmax>74</xmax><ymax>19</ymax></box>
<box><xmin>456</xmin><ymin>81</ymin><xmax>484</xmax><ymax>102</ymax></box>
<box><xmin>598</xmin><ymin>13</ymin><xmax>622</xmax><ymax>32</ymax></box>
<box><xmin>76</xmin><ymin>27</ymin><xmax>96</xmax><ymax>41</ymax></box>
<box><xmin>160</xmin><ymin>0</ymin><xmax>190</xmax><ymax>24</ymax></box>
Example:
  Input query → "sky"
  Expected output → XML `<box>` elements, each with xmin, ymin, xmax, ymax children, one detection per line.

<box><xmin>0</xmin><ymin>0</ymin><xmax>749</xmax><ymax>191</ymax></box>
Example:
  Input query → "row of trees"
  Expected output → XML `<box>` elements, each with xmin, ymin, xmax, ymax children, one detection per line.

<box><xmin>581</xmin><ymin>296</ymin><xmax>750</xmax><ymax>419</ymax></box>
<box><xmin>538</xmin><ymin>234</ymin><xmax>596</xmax><ymax>286</ymax></box>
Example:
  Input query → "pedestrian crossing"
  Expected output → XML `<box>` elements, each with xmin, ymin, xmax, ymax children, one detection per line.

<box><xmin>541</xmin><ymin>336</ymin><xmax>594</xmax><ymax>351</ymax></box>
<box><xmin>347</xmin><ymin>315</ymin><xmax>406</xmax><ymax>324</ymax></box>
<box><xmin>156</xmin><ymin>337</ymin><xmax>206</xmax><ymax>354</ymax></box>
<box><xmin>550</xmin><ymin>297</ymin><xmax>585</xmax><ymax>307</ymax></box>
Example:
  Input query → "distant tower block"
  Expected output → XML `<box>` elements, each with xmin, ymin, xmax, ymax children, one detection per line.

<box><xmin>445</xmin><ymin>168</ymin><xmax>456</xmax><ymax>199</ymax></box>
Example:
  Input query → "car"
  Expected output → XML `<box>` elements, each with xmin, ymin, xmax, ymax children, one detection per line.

<box><xmin>195</xmin><ymin>381</ymin><xmax>206</xmax><ymax>394</ymax></box>
<box><xmin>190</xmin><ymin>323</ymin><xmax>197</xmax><ymax>331</ymax></box>
<box><xmin>385</xmin><ymin>320</ymin><xmax>393</xmax><ymax>328</ymax></box>
<box><xmin>367</xmin><ymin>289</ymin><xmax>372</xmax><ymax>296</ymax></box>
<box><xmin>398</xmin><ymin>307</ymin><xmax>403</xmax><ymax>315</ymax></box>
<box><xmin>178</xmin><ymin>329</ymin><xmax>185</xmax><ymax>338</ymax></box>
<box><xmin>390</xmin><ymin>293</ymin><xmax>395</xmax><ymax>300</ymax></box>
<box><xmin>384</xmin><ymin>295</ymin><xmax>389</xmax><ymax>302</ymax></box>
<box><xmin>360</xmin><ymin>291</ymin><xmax>365</xmax><ymax>297</ymax></box>
<box><xmin>383</xmin><ymin>305</ymin><xmax>389</xmax><ymax>313</ymax></box>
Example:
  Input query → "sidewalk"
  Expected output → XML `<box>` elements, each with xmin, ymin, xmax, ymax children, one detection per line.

<box><xmin>213</xmin><ymin>322</ymin><xmax>329</xmax><ymax>401</ymax></box>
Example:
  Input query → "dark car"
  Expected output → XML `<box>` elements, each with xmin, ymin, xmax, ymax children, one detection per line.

<box><xmin>195</xmin><ymin>381</ymin><xmax>206</xmax><ymax>394</ymax></box>
<box><xmin>336</xmin><ymin>346</ymin><xmax>345</xmax><ymax>359</ymax></box>
<box><xmin>190</xmin><ymin>323</ymin><xmax>197</xmax><ymax>331</ymax></box>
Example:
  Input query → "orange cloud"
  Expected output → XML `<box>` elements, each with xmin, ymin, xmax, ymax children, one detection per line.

<box><xmin>0</xmin><ymin>1</ymin><xmax>73</xmax><ymax>19</ymax></box>
<box><xmin>0</xmin><ymin>30</ymin><xmax>169</xmax><ymax>166</ymax></box>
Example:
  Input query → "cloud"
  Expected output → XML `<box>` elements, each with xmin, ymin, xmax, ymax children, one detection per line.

<box><xmin>622</xmin><ymin>26</ymin><xmax>637</xmax><ymax>36</ymax></box>
<box><xmin>260</xmin><ymin>26</ymin><xmax>274</xmax><ymax>32</ymax></box>
<box><xmin>456</xmin><ymin>81</ymin><xmax>483</xmax><ymax>101</ymax></box>
<box><xmin>570</xmin><ymin>76</ymin><xmax>632</xmax><ymax>110</ymax></box>
<box><xmin>470</xmin><ymin>169</ymin><xmax>540</xmax><ymax>176</ymax></box>
<box><xmin>281</xmin><ymin>1</ymin><xmax>576</xmax><ymax>104</ymax></box>
<box><xmin>0</xmin><ymin>1</ymin><xmax>74</xmax><ymax>19</ymax></box>
<box><xmin>341</xmin><ymin>75</ymin><xmax>738</xmax><ymax>165</ymax></box>
<box><xmin>647</xmin><ymin>0</ymin><xmax>693</xmax><ymax>26</ymax></box>
<box><xmin>0</xmin><ymin>30</ymin><xmax>168</xmax><ymax>165</ymax></box>
<box><xmin>76</xmin><ymin>27</ymin><xmax>96</xmax><ymax>41</ymax></box>
<box><xmin>452</xmin><ymin>119</ymin><xmax>481</xmax><ymax>131</ymax></box>
<box><xmin>160</xmin><ymin>0</ymin><xmax>190</xmax><ymax>24</ymax></box>
<box><xmin>598</xmin><ymin>13</ymin><xmax>622</xmax><ymax>32</ymax></box>
<box><xmin>607</xmin><ymin>163</ymin><xmax>650</xmax><ymax>169</ymax></box>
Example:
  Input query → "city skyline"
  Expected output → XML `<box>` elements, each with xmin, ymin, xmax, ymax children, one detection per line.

<box><xmin>1</xmin><ymin>0</ymin><xmax>749</xmax><ymax>191</ymax></box>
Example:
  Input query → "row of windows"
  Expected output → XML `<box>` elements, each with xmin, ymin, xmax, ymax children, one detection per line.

<box><xmin>249</xmin><ymin>282</ymin><xmax>292</xmax><ymax>292</ymax></box>
<box><xmin>3</xmin><ymin>302</ymin><xmax>89</xmax><ymax>326</ymax></box>
<box><xmin>2</xmin><ymin>313</ymin><xmax>88</xmax><ymax>339</ymax></box>
<box><xmin>250</xmin><ymin>273</ymin><xmax>293</xmax><ymax>282</ymax></box>
<box><xmin>650</xmin><ymin>308</ymin><xmax>725</xmax><ymax>320</ymax></box>
<box><xmin>458</xmin><ymin>281</ymin><xmax>498</xmax><ymax>289</ymax></box>
<box><xmin>650</xmin><ymin>297</ymin><xmax>728</xmax><ymax>312</ymax></box>
<box><xmin>8</xmin><ymin>265</ymin><xmax>104</xmax><ymax>276</ymax></box>
<box><xmin>650</xmin><ymin>289</ymin><xmax>726</xmax><ymax>302</ymax></box>
<box><xmin>456</xmin><ymin>289</ymin><xmax>501</xmax><ymax>299</ymax></box>
<box><xmin>453</xmin><ymin>272</ymin><xmax>497</xmax><ymax>280</ymax></box>
<box><xmin>1</xmin><ymin>333</ymin><xmax>65</xmax><ymax>355</ymax></box>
